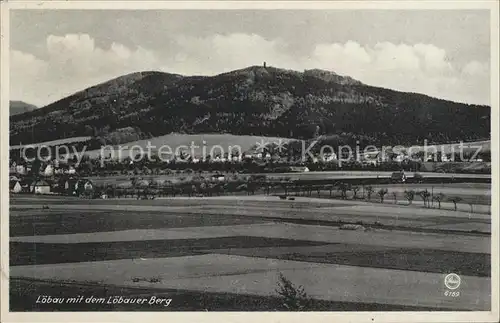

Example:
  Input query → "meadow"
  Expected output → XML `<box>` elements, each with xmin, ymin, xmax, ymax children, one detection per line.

<box><xmin>9</xmin><ymin>192</ymin><xmax>491</xmax><ymax>311</ymax></box>
<box><xmin>10</xmin><ymin>136</ymin><xmax>92</xmax><ymax>150</ymax></box>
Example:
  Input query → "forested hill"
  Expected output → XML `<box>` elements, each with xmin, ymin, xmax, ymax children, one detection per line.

<box><xmin>9</xmin><ymin>66</ymin><xmax>490</xmax><ymax>147</ymax></box>
<box><xmin>10</xmin><ymin>101</ymin><xmax>37</xmax><ymax>116</ymax></box>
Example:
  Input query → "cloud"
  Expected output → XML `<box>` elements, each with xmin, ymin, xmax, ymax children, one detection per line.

<box><xmin>463</xmin><ymin>60</ymin><xmax>489</xmax><ymax>76</ymax></box>
<box><xmin>172</xmin><ymin>33</ymin><xmax>299</xmax><ymax>75</ymax></box>
<box><xmin>11</xmin><ymin>33</ymin><xmax>162</xmax><ymax>106</ymax></box>
<box><xmin>312</xmin><ymin>41</ymin><xmax>372</xmax><ymax>75</ymax></box>
<box><xmin>45</xmin><ymin>34</ymin><xmax>159</xmax><ymax>76</ymax></box>
<box><xmin>10</xmin><ymin>33</ymin><xmax>490</xmax><ymax>107</ymax></box>
<box><xmin>10</xmin><ymin>50</ymin><xmax>48</xmax><ymax>103</ymax></box>
<box><xmin>310</xmin><ymin>41</ymin><xmax>488</xmax><ymax>104</ymax></box>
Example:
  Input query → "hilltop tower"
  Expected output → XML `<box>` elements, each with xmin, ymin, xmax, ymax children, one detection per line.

<box><xmin>263</xmin><ymin>61</ymin><xmax>267</xmax><ymax>68</ymax></box>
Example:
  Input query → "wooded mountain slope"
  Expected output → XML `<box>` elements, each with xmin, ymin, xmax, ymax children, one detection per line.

<box><xmin>9</xmin><ymin>66</ymin><xmax>490</xmax><ymax>146</ymax></box>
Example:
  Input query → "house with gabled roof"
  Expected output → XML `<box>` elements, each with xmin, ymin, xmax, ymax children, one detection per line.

<box><xmin>289</xmin><ymin>166</ymin><xmax>310</xmax><ymax>172</ymax></box>
<box><xmin>30</xmin><ymin>180</ymin><xmax>51</xmax><ymax>194</ymax></box>
<box><xmin>10</xmin><ymin>179</ymin><xmax>22</xmax><ymax>193</ymax></box>
<box><xmin>43</xmin><ymin>164</ymin><xmax>54</xmax><ymax>177</ymax></box>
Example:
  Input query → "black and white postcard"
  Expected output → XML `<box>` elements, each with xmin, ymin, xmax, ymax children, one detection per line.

<box><xmin>1</xmin><ymin>1</ymin><xmax>498</xmax><ymax>323</ymax></box>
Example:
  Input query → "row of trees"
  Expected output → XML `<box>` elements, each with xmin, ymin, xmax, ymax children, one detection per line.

<box><xmin>331</xmin><ymin>182</ymin><xmax>476</xmax><ymax>212</ymax></box>
<box><xmin>403</xmin><ymin>189</ymin><xmax>469</xmax><ymax>212</ymax></box>
<box><xmin>87</xmin><ymin>176</ymin><xmax>481</xmax><ymax>214</ymax></box>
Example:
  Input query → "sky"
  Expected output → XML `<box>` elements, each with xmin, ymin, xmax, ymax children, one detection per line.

<box><xmin>10</xmin><ymin>9</ymin><xmax>491</xmax><ymax>107</ymax></box>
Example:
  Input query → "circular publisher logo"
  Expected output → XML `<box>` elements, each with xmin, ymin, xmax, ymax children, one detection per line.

<box><xmin>444</xmin><ymin>273</ymin><xmax>461</xmax><ymax>290</ymax></box>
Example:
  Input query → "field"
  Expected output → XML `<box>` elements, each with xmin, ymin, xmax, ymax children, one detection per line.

<box><xmin>409</xmin><ymin>140</ymin><xmax>491</xmax><ymax>154</ymax></box>
<box><xmin>9</xmin><ymin>180</ymin><xmax>491</xmax><ymax>311</ymax></box>
<box><xmin>9</xmin><ymin>136</ymin><xmax>92</xmax><ymax>150</ymax></box>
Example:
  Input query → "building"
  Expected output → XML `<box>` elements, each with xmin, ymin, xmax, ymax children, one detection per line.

<box><xmin>211</xmin><ymin>173</ymin><xmax>226</xmax><ymax>182</ymax></box>
<box><xmin>135</xmin><ymin>179</ymin><xmax>150</xmax><ymax>188</ymax></box>
<box><xmin>10</xmin><ymin>180</ymin><xmax>22</xmax><ymax>193</ymax></box>
<box><xmin>9</xmin><ymin>161</ymin><xmax>17</xmax><ymax>174</ymax></box>
<box><xmin>289</xmin><ymin>166</ymin><xmax>310</xmax><ymax>172</ymax></box>
<box><xmin>30</xmin><ymin>180</ymin><xmax>51</xmax><ymax>194</ymax></box>
<box><xmin>43</xmin><ymin>164</ymin><xmax>54</xmax><ymax>177</ymax></box>
<box><xmin>442</xmin><ymin>154</ymin><xmax>452</xmax><ymax>162</ymax></box>
<box><xmin>391</xmin><ymin>171</ymin><xmax>407</xmax><ymax>183</ymax></box>
<box><xmin>16</xmin><ymin>165</ymin><xmax>26</xmax><ymax>175</ymax></box>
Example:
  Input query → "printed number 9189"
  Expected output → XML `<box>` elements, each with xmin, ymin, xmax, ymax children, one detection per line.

<box><xmin>444</xmin><ymin>291</ymin><xmax>460</xmax><ymax>297</ymax></box>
